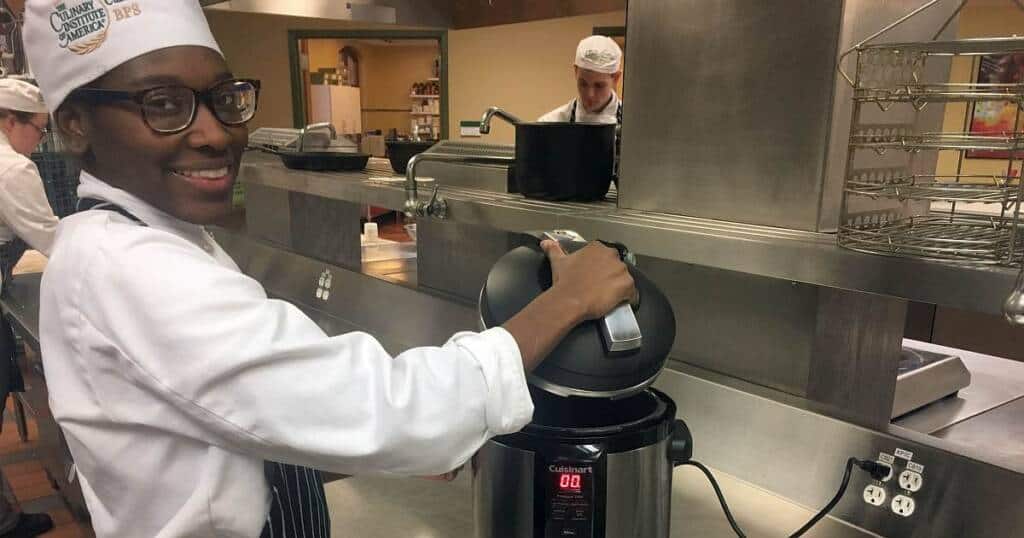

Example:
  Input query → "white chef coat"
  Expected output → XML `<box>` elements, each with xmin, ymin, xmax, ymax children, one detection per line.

<box><xmin>538</xmin><ymin>92</ymin><xmax>621</xmax><ymax>124</ymax></box>
<box><xmin>38</xmin><ymin>171</ymin><xmax>534</xmax><ymax>537</ymax></box>
<box><xmin>0</xmin><ymin>131</ymin><xmax>57</xmax><ymax>256</ymax></box>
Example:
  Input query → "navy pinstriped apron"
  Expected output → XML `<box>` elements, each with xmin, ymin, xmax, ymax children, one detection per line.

<box><xmin>77</xmin><ymin>198</ymin><xmax>331</xmax><ymax>537</ymax></box>
<box><xmin>261</xmin><ymin>463</ymin><xmax>330</xmax><ymax>538</ymax></box>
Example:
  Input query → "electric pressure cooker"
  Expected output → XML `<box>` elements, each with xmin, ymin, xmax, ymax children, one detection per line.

<box><xmin>474</xmin><ymin>231</ymin><xmax>693</xmax><ymax>538</ymax></box>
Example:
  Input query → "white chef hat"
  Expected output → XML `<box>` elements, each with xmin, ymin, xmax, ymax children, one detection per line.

<box><xmin>574</xmin><ymin>35</ymin><xmax>622</xmax><ymax>75</ymax></box>
<box><xmin>0</xmin><ymin>78</ymin><xmax>47</xmax><ymax>113</ymax></box>
<box><xmin>23</xmin><ymin>0</ymin><xmax>222</xmax><ymax>114</ymax></box>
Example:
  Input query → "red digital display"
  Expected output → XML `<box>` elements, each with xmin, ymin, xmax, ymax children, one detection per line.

<box><xmin>558</xmin><ymin>473</ymin><xmax>583</xmax><ymax>490</ymax></box>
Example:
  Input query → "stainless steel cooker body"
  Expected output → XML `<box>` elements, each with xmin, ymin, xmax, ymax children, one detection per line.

<box><xmin>473</xmin><ymin>435</ymin><xmax>674</xmax><ymax>538</ymax></box>
<box><xmin>471</xmin><ymin>389</ymin><xmax>691</xmax><ymax>538</ymax></box>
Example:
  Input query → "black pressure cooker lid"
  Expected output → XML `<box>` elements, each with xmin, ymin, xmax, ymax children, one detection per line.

<box><xmin>479</xmin><ymin>238</ymin><xmax>676</xmax><ymax>398</ymax></box>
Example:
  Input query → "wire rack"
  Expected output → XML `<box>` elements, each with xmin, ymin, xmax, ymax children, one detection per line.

<box><xmin>849</xmin><ymin>129</ymin><xmax>1024</xmax><ymax>153</ymax></box>
<box><xmin>840</xmin><ymin>214</ymin><xmax>1023</xmax><ymax>265</ymax></box>
<box><xmin>845</xmin><ymin>172</ymin><xmax>1020</xmax><ymax>204</ymax></box>
<box><xmin>838</xmin><ymin>34</ymin><xmax>1024</xmax><ymax>267</ymax></box>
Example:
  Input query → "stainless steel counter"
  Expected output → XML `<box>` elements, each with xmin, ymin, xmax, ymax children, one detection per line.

<box><xmin>239</xmin><ymin>152</ymin><xmax>1017</xmax><ymax>318</ymax></box>
<box><xmin>9</xmin><ymin>232</ymin><xmax>1024</xmax><ymax>536</ymax></box>
<box><xmin>0</xmin><ymin>269</ymin><xmax>875</xmax><ymax>537</ymax></box>
<box><xmin>323</xmin><ymin>465</ymin><xmax>872</xmax><ymax>538</ymax></box>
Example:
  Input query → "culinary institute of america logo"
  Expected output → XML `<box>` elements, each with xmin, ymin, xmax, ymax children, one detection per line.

<box><xmin>50</xmin><ymin>1</ymin><xmax>109</xmax><ymax>54</ymax></box>
<box><xmin>49</xmin><ymin>0</ymin><xmax>143</xmax><ymax>55</ymax></box>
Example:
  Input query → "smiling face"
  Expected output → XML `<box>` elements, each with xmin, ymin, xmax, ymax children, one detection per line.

<box><xmin>56</xmin><ymin>46</ymin><xmax>248</xmax><ymax>225</ymax></box>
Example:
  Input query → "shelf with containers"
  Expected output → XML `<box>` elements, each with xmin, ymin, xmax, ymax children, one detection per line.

<box><xmin>838</xmin><ymin>38</ymin><xmax>1024</xmax><ymax>267</ymax></box>
<box><xmin>409</xmin><ymin>79</ymin><xmax>442</xmax><ymax>138</ymax></box>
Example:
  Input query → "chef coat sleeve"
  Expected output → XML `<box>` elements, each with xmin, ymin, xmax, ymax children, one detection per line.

<box><xmin>77</xmin><ymin>226</ymin><xmax>534</xmax><ymax>476</ymax></box>
<box><xmin>538</xmin><ymin>103</ymin><xmax>569</xmax><ymax>122</ymax></box>
<box><xmin>0</xmin><ymin>160</ymin><xmax>58</xmax><ymax>255</ymax></box>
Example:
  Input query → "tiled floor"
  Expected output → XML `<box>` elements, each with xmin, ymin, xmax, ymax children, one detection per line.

<box><xmin>0</xmin><ymin>400</ymin><xmax>92</xmax><ymax>537</ymax></box>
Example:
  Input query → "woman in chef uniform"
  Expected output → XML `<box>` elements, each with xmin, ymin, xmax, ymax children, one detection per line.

<box><xmin>24</xmin><ymin>1</ymin><xmax>635</xmax><ymax>536</ymax></box>
<box><xmin>0</xmin><ymin>78</ymin><xmax>58</xmax><ymax>537</ymax></box>
<box><xmin>539</xmin><ymin>35</ymin><xmax>623</xmax><ymax>124</ymax></box>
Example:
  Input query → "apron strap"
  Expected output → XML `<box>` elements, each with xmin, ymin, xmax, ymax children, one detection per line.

<box><xmin>261</xmin><ymin>461</ymin><xmax>331</xmax><ymax>538</ymax></box>
<box><xmin>77</xmin><ymin>197</ymin><xmax>146</xmax><ymax>226</ymax></box>
<box><xmin>570</xmin><ymin>98</ymin><xmax>622</xmax><ymax>125</ymax></box>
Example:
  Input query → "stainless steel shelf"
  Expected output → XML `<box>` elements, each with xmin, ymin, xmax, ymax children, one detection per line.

<box><xmin>238</xmin><ymin>152</ymin><xmax>1020</xmax><ymax>316</ymax></box>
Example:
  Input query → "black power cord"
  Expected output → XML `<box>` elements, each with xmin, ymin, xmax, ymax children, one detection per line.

<box><xmin>685</xmin><ymin>457</ymin><xmax>890</xmax><ymax>538</ymax></box>
<box><xmin>679</xmin><ymin>461</ymin><xmax>748</xmax><ymax>537</ymax></box>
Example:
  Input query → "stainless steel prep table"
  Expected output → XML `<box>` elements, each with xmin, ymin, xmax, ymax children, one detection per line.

<box><xmin>0</xmin><ymin>271</ymin><xmax>875</xmax><ymax>537</ymax></box>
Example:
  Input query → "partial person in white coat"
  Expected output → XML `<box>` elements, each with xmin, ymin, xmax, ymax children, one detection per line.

<box><xmin>0</xmin><ymin>78</ymin><xmax>56</xmax><ymax>537</ymax></box>
<box><xmin>0</xmin><ymin>79</ymin><xmax>57</xmax><ymax>284</ymax></box>
<box><xmin>24</xmin><ymin>1</ymin><xmax>636</xmax><ymax>537</ymax></box>
<box><xmin>538</xmin><ymin>35</ymin><xmax>623</xmax><ymax>124</ymax></box>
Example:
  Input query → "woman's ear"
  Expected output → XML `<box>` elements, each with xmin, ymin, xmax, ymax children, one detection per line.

<box><xmin>54</xmin><ymin>102</ymin><xmax>90</xmax><ymax>157</ymax></box>
<box><xmin>0</xmin><ymin>114</ymin><xmax>15</xmax><ymax>136</ymax></box>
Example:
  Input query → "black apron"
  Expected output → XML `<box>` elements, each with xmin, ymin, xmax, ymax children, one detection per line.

<box><xmin>569</xmin><ymin>98</ymin><xmax>624</xmax><ymax>182</ymax></box>
<box><xmin>78</xmin><ymin>198</ymin><xmax>331</xmax><ymax>537</ymax></box>
<box><xmin>0</xmin><ymin>236</ymin><xmax>28</xmax><ymax>424</ymax></box>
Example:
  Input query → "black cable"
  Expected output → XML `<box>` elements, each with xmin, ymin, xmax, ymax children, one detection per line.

<box><xmin>679</xmin><ymin>461</ymin><xmax>747</xmax><ymax>538</ymax></box>
<box><xmin>684</xmin><ymin>457</ymin><xmax>889</xmax><ymax>538</ymax></box>
<box><xmin>788</xmin><ymin>457</ymin><xmax>857</xmax><ymax>537</ymax></box>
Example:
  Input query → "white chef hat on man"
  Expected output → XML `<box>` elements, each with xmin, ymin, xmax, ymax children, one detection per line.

<box><xmin>0</xmin><ymin>78</ymin><xmax>47</xmax><ymax>113</ymax></box>
<box><xmin>22</xmin><ymin>0</ymin><xmax>222</xmax><ymax>114</ymax></box>
<box><xmin>574</xmin><ymin>35</ymin><xmax>623</xmax><ymax>75</ymax></box>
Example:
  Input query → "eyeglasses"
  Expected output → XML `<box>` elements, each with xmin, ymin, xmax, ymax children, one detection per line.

<box><xmin>69</xmin><ymin>78</ymin><xmax>260</xmax><ymax>134</ymax></box>
<box><xmin>25</xmin><ymin>122</ymin><xmax>48</xmax><ymax>137</ymax></box>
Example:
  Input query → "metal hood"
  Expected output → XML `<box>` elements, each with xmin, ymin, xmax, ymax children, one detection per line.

<box><xmin>200</xmin><ymin>0</ymin><xmax>398</xmax><ymax>24</ymax></box>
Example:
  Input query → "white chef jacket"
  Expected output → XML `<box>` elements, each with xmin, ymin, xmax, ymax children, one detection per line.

<box><xmin>38</xmin><ymin>171</ymin><xmax>534</xmax><ymax>537</ymax></box>
<box><xmin>0</xmin><ymin>131</ymin><xmax>57</xmax><ymax>256</ymax></box>
<box><xmin>538</xmin><ymin>92</ymin><xmax>621</xmax><ymax>124</ymax></box>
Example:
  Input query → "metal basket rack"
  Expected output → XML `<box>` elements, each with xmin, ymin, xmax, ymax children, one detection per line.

<box><xmin>838</xmin><ymin>27</ymin><xmax>1024</xmax><ymax>267</ymax></box>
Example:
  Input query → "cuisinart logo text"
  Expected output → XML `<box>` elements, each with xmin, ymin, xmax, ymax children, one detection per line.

<box><xmin>549</xmin><ymin>465</ymin><xmax>593</xmax><ymax>474</ymax></box>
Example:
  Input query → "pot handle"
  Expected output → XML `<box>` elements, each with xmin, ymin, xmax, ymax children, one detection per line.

<box><xmin>670</xmin><ymin>419</ymin><xmax>693</xmax><ymax>465</ymax></box>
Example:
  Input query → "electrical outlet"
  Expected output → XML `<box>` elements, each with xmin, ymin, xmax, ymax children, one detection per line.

<box><xmin>891</xmin><ymin>494</ymin><xmax>916</xmax><ymax>517</ymax></box>
<box><xmin>862</xmin><ymin>485</ymin><xmax>887</xmax><ymax>506</ymax></box>
<box><xmin>899</xmin><ymin>470</ymin><xmax>923</xmax><ymax>492</ymax></box>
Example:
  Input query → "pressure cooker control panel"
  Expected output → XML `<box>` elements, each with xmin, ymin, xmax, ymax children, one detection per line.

<box><xmin>541</xmin><ymin>459</ymin><xmax>599</xmax><ymax>537</ymax></box>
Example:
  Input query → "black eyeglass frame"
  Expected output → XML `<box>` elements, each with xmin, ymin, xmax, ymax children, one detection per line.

<box><xmin>68</xmin><ymin>78</ymin><xmax>261</xmax><ymax>134</ymax></box>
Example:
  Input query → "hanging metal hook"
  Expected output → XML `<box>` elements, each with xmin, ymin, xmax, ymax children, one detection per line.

<box><xmin>1003</xmin><ymin>266</ymin><xmax>1024</xmax><ymax>324</ymax></box>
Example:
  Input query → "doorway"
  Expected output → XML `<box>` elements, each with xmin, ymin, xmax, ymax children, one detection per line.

<box><xmin>288</xmin><ymin>30</ymin><xmax>448</xmax><ymax>142</ymax></box>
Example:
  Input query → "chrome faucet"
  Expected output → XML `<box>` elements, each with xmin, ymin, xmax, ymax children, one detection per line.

<box><xmin>298</xmin><ymin>122</ymin><xmax>336</xmax><ymax>152</ymax></box>
<box><xmin>479</xmin><ymin>107</ymin><xmax>521</xmax><ymax>135</ymax></box>
<box><xmin>404</xmin><ymin>152</ymin><xmax>516</xmax><ymax>219</ymax></box>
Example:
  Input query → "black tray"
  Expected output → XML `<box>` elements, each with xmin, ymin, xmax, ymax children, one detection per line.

<box><xmin>260</xmin><ymin>147</ymin><xmax>370</xmax><ymax>172</ymax></box>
